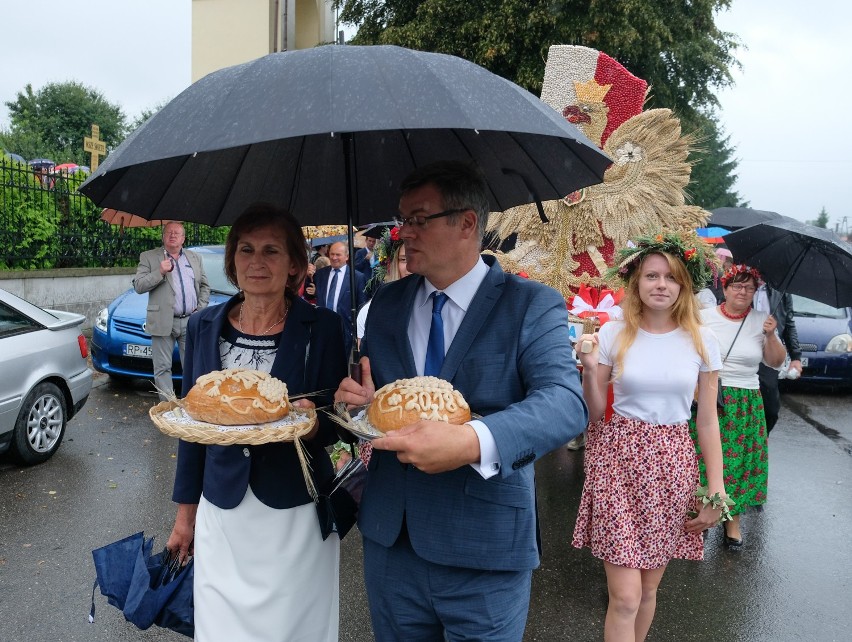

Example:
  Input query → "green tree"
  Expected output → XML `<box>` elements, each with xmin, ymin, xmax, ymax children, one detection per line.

<box><xmin>336</xmin><ymin>0</ymin><xmax>740</xmax><ymax>120</ymax></box>
<box><xmin>336</xmin><ymin>0</ymin><xmax>744</xmax><ymax>208</ymax></box>
<box><xmin>1</xmin><ymin>81</ymin><xmax>127</xmax><ymax>164</ymax></box>
<box><xmin>811</xmin><ymin>207</ymin><xmax>829</xmax><ymax>229</ymax></box>
<box><xmin>129</xmin><ymin>99</ymin><xmax>170</xmax><ymax>132</ymax></box>
<box><xmin>687</xmin><ymin>113</ymin><xmax>745</xmax><ymax>210</ymax></box>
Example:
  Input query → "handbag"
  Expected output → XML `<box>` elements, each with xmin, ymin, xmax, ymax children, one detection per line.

<box><xmin>717</xmin><ymin>313</ymin><xmax>749</xmax><ymax>411</ymax></box>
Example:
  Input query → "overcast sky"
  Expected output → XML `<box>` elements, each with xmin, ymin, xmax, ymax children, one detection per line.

<box><xmin>2</xmin><ymin>0</ymin><xmax>848</xmax><ymax>231</ymax></box>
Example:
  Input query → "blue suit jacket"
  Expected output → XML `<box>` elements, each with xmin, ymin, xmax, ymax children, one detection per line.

<box><xmin>353</xmin><ymin>247</ymin><xmax>374</xmax><ymax>282</ymax></box>
<box><xmin>171</xmin><ymin>294</ymin><xmax>348</xmax><ymax>509</ymax></box>
<box><xmin>359</xmin><ymin>255</ymin><xmax>587</xmax><ymax>571</ymax></box>
<box><xmin>315</xmin><ymin>265</ymin><xmax>367</xmax><ymax>353</ymax></box>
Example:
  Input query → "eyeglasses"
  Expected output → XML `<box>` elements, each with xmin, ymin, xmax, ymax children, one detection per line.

<box><xmin>393</xmin><ymin>208</ymin><xmax>466</xmax><ymax>229</ymax></box>
<box><xmin>727</xmin><ymin>283</ymin><xmax>756</xmax><ymax>293</ymax></box>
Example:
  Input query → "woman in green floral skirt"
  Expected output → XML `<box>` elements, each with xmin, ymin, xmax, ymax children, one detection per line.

<box><xmin>691</xmin><ymin>264</ymin><xmax>786</xmax><ymax>547</ymax></box>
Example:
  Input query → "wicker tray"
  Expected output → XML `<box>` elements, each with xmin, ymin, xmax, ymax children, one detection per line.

<box><xmin>149</xmin><ymin>401</ymin><xmax>316</xmax><ymax>445</ymax></box>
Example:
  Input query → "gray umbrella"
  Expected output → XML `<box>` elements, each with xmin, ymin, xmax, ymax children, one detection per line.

<box><xmin>709</xmin><ymin>207</ymin><xmax>782</xmax><ymax>231</ymax></box>
<box><xmin>79</xmin><ymin>45</ymin><xmax>610</xmax><ymax>227</ymax></box>
<box><xmin>724</xmin><ymin>217</ymin><xmax>852</xmax><ymax>308</ymax></box>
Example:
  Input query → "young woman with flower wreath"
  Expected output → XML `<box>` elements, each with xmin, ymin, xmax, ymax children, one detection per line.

<box><xmin>690</xmin><ymin>263</ymin><xmax>786</xmax><ymax>548</ymax></box>
<box><xmin>355</xmin><ymin>225</ymin><xmax>410</xmax><ymax>345</ymax></box>
<box><xmin>572</xmin><ymin>230</ymin><xmax>730</xmax><ymax>641</ymax></box>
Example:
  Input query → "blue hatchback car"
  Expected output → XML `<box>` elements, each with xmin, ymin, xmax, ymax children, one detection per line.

<box><xmin>91</xmin><ymin>246</ymin><xmax>238</xmax><ymax>384</ymax></box>
<box><xmin>786</xmin><ymin>294</ymin><xmax>852</xmax><ymax>388</ymax></box>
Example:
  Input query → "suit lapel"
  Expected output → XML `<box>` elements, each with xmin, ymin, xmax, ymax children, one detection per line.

<box><xmin>398</xmin><ymin>278</ymin><xmax>419</xmax><ymax>375</ymax></box>
<box><xmin>158</xmin><ymin>248</ymin><xmax>178</xmax><ymax>295</ymax></box>
<box><xmin>270</xmin><ymin>298</ymin><xmax>315</xmax><ymax>389</ymax></box>
<box><xmin>440</xmin><ymin>262</ymin><xmax>504</xmax><ymax>382</ymax></box>
<box><xmin>374</xmin><ymin>276</ymin><xmax>419</xmax><ymax>377</ymax></box>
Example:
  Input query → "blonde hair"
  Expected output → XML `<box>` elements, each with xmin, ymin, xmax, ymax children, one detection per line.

<box><xmin>314</xmin><ymin>255</ymin><xmax>331</xmax><ymax>270</ymax></box>
<box><xmin>385</xmin><ymin>246</ymin><xmax>406</xmax><ymax>282</ymax></box>
<box><xmin>611</xmin><ymin>251</ymin><xmax>710</xmax><ymax>378</ymax></box>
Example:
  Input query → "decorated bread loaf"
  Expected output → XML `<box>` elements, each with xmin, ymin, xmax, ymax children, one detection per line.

<box><xmin>367</xmin><ymin>376</ymin><xmax>471</xmax><ymax>431</ymax></box>
<box><xmin>183</xmin><ymin>368</ymin><xmax>290</xmax><ymax>425</ymax></box>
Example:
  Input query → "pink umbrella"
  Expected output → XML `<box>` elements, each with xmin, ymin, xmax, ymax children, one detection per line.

<box><xmin>100</xmin><ymin>209</ymin><xmax>165</xmax><ymax>232</ymax></box>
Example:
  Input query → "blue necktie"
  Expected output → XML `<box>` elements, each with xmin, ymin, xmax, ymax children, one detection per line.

<box><xmin>327</xmin><ymin>268</ymin><xmax>340</xmax><ymax>311</ymax></box>
<box><xmin>424</xmin><ymin>292</ymin><xmax>448</xmax><ymax>376</ymax></box>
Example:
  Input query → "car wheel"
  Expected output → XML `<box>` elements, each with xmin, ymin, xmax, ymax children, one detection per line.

<box><xmin>12</xmin><ymin>382</ymin><xmax>67</xmax><ymax>465</ymax></box>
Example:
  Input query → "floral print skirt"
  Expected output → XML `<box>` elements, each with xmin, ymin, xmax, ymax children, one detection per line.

<box><xmin>572</xmin><ymin>413</ymin><xmax>704</xmax><ymax>569</ymax></box>
<box><xmin>690</xmin><ymin>386</ymin><xmax>768</xmax><ymax>516</ymax></box>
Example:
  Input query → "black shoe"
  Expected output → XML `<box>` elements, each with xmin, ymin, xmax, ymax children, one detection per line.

<box><xmin>724</xmin><ymin>534</ymin><xmax>743</xmax><ymax>547</ymax></box>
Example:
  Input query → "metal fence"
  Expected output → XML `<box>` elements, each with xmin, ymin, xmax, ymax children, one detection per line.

<box><xmin>0</xmin><ymin>159</ymin><xmax>227</xmax><ymax>270</ymax></box>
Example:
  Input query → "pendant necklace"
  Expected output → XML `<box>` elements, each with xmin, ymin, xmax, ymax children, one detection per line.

<box><xmin>239</xmin><ymin>300</ymin><xmax>289</xmax><ymax>336</ymax></box>
<box><xmin>719</xmin><ymin>302</ymin><xmax>749</xmax><ymax>320</ymax></box>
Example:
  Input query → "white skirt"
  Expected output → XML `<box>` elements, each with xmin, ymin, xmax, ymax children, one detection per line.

<box><xmin>194</xmin><ymin>487</ymin><xmax>340</xmax><ymax>642</ymax></box>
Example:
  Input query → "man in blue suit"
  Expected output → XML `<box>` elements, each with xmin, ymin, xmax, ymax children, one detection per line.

<box><xmin>336</xmin><ymin>161</ymin><xmax>587</xmax><ymax>641</ymax></box>
<box><xmin>315</xmin><ymin>240</ymin><xmax>367</xmax><ymax>355</ymax></box>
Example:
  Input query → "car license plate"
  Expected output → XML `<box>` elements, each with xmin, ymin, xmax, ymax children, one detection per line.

<box><xmin>800</xmin><ymin>357</ymin><xmax>808</xmax><ymax>367</ymax></box>
<box><xmin>124</xmin><ymin>343</ymin><xmax>152</xmax><ymax>358</ymax></box>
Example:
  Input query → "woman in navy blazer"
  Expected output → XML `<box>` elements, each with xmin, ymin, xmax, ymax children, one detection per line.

<box><xmin>166</xmin><ymin>204</ymin><xmax>347</xmax><ymax>641</ymax></box>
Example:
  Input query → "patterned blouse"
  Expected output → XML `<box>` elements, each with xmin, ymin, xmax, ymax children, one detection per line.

<box><xmin>218</xmin><ymin>323</ymin><xmax>281</xmax><ymax>374</ymax></box>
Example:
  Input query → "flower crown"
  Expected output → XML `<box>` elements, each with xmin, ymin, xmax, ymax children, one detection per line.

<box><xmin>367</xmin><ymin>226</ymin><xmax>403</xmax><ymax>290</ymax></box>
<box><xmin>606</xmin><ymin>229</ymin><xmax>721</xmax><ymax>292</ymax></box>
<box><xmin>721</xmin><ymin>264</ymin><xmax>763</xmax><ymax>288</ymax></box>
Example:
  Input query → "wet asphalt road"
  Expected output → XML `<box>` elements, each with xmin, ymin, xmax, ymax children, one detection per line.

<box><xmin>0</xmin><ymin>374</ymin><xmax>850</xmax><ymax>642</ymax></box>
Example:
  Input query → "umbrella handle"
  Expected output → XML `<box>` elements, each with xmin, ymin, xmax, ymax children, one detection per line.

<box><xmin>349</xmin><ymin>361</ymin><xmax>362</xmax><ymax>385</ymax></box>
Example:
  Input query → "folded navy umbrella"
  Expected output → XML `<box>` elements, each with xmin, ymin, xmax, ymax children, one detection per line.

<box><xmin>90</xmin><ymin>531</ymin><xmax>194</xmax><ymax>638</ymax></box>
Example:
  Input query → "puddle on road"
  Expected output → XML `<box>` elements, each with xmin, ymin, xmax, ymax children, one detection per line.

<box><xmin>783</xmin><ymin>396</ymin><xmax>852</xmax><ymax>456</ymax></box>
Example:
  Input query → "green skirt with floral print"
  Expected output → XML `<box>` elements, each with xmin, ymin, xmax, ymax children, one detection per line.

<box><xmin>689</xmin><ymin>386</ymin><xmax>768</xmax><ymax>516</ymax></box>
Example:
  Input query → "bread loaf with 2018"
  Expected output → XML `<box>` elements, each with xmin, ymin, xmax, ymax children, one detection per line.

<box><xmin>367</xmin><ymin>376</ymin><xmax>471</xmax><ymax>431</ymax></box>
<box><xmin>183</xmin><ymin>368</ymin><xmax>291</xmax><ymax>425</ymax></box>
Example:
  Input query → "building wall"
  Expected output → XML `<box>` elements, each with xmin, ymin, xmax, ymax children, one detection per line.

<box><xmin>192</xmin><ymin>0</ymin><xmax>336</xmax><ymax>82</ymax></box>
<box><xmin>0</xmin><ymin>269</ymin><xmax>137</xmax><ymax>332</ymax></box>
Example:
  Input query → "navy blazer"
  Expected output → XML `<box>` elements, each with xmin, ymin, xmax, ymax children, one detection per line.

<box><xmin>353</xmin><ymin>247</ymin><xmax>374</xmax><ymax>281</ymax></box>
<box><xmin>171</xmin><ymin>294</ymin><xmax>348</xmax><ymax>509</ymax></box>
<box><xmin>359</xmin><ymin>255</ymin><xmax>587</xmax><ymax>571</ymax></box>
<box><xmin>315</xmin><ymin>265</ymin><xmax>367</xmax><ymax>352</ymax></box>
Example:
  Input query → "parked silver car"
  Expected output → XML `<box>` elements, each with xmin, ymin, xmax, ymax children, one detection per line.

<box><xmin>0</xmin><ymin>288</ymin><xmax>93</xmax><ymax>464</ymax></box>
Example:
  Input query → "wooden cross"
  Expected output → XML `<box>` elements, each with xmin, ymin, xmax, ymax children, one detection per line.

<box><xmin>83</xmin><ymin>124</ymin><xmax>106</xmax><ymax>171</ymax></box>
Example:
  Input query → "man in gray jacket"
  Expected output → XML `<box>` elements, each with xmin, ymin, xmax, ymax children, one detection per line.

<box><xmin>134</xmin><ymin>222</ymin><xmax>210</xmax><ymax>400</ymax></box>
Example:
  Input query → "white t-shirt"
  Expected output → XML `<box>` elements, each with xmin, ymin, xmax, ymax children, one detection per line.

<box><xmin>598</xmin><ymin>321</ymin><xmax>722</xmax><ymax>425</ymax></box>
<box><xmin>700</xmin><ymin>306</ymin><xmax>769</xmax><ymax>389</ymax></box>
<box><xmin>356</xmin><ymin>300</ymin><xmax>371</xmax><ymax>339</ymax></box>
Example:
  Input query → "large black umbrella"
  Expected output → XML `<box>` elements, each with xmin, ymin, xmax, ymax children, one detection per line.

<box><xmin>79</xmin><ymin>45</ymin><xmax>609</xmax><ymax>225</ymax></box>
<box><xmin>709</xmin><ymin>207</ymin><xmax>782</xmax><ymax>231</ymax></box>
<box><xmin>79</xmin><ymin>44</ymin><xmax>611</xmax><ymax>369</ymax></box>
<box><xmin>724</xmin><ymin>217</ymin><xmax>852</xmax><ymax>308</ymax></box>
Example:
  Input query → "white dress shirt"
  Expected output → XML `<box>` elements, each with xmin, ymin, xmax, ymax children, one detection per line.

<box><xmin>753</xmin><ymin>284</ymin><xmax>770</xmax><ymax>313</ymax></box>
<box><xmin>327</xmin><ymin>264</ymin><xmax>347</xmax><ymax>312</ymax></box>
<box><xmin>407</xmin><ymin>257</ymin><xmax>499</xmax><ymax>479</ymax></box>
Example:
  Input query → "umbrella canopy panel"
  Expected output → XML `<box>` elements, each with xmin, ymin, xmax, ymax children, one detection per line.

<box><xmin>80</xmin><ymin>45</ymin><xmax>611</xmax><ymax>227</ymax></box>
<box><xmin>101</xmin><ymin>208</ymin><xmax>165</xmax><ymax>228</ymax></box>
<box><xmin>709</xmin><ymin>207</ymin><xmax>781</xmax><ymax>231</ymax></box>
<box><xmin>724</xmin><ymin>217</ymin><xmax>852</xmax><ymax>308</ymax></box>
